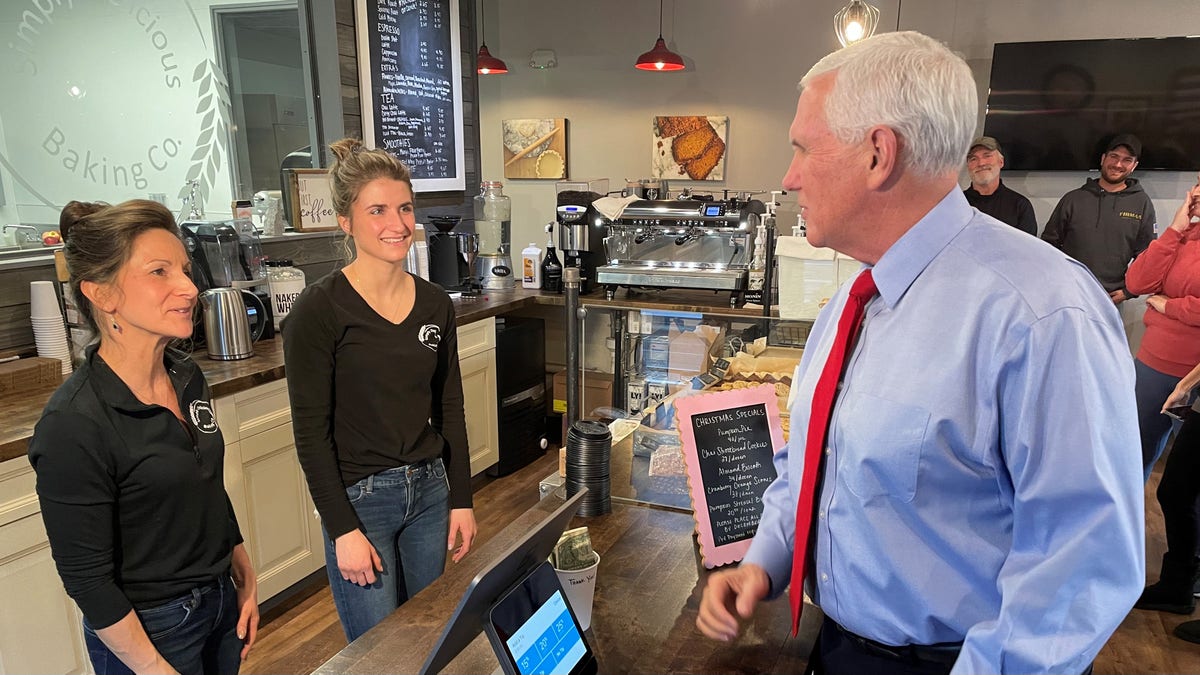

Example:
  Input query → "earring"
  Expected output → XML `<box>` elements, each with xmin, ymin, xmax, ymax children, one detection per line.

<box><xmin>110</xmin><ymin>315</ymin><xmax>121</xmax><ymax>333</ymax></box>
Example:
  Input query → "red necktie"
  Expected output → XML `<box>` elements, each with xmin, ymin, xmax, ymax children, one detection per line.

<box><xmin>788</xmin><ymin>269</ymin><xmax>878</xmax><ymax>636</ymax></box>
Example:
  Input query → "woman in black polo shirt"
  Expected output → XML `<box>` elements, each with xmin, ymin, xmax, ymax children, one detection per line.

<box><xmin>28</xmin><ymin>200</ymin><xmax>258</xmax><ymax>674</ymax></box>
<box><xmin>282</xmin><ymin>138</ymin><xmax>476</xmax><ymax>641</ymax></box>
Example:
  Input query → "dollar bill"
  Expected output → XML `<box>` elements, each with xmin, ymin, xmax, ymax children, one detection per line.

<box><xmin>553</xmin><ymin>526</ymin><xmax>595</xmax><ymax>571</ymax></box>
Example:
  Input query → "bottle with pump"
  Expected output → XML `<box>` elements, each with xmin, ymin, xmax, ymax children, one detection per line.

<box><xmin>541</xmin><ymin>224</ymin><xmax>563</xmax><ymax>293</ymax></box>
<box><xmin>521</xmin><ymin>242</ymin><xmax>542</xmax><ymax>289</ymax></box>
<box><xmin>746</xmin><ymin>224</ymin><xmax>766</xmax><ymax>305</ymax></box>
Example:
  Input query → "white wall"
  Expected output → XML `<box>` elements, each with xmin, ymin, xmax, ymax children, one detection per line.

<box><xmin>480</xmin><ymin>0</ymin><xmax>1200</xmax><ymax>249</ymax></box>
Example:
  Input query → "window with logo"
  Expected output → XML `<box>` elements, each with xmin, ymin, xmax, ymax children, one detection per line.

<box><xmin>0</xmin><ymin>0</ymin><xmax>326</xmax><ymax>238</ymax></box>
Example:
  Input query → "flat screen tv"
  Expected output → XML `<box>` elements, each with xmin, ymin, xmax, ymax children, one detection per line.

<box><xmin>983</xmin><ymin>37</ymin><xmax>1200</xmax><ymax>171</ymax></box>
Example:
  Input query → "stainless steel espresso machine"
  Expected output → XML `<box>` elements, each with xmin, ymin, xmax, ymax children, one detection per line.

<box><xmin>596</xmin><ymin>196</ymin><xmax>766</xmax><ymax>306</ymax></box>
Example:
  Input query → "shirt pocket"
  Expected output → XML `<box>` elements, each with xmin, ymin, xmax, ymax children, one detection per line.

<box><xmin>837</xmin><ymin>392</ymin><xmax>930</xmax><ymax>503</ymax></box>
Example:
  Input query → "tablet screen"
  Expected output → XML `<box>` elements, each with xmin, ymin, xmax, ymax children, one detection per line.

<box><xmin>489</xmin><ymin>562</ymin><xmax>595</xmax><ymax>675</ymax></box>
<box><xmin>504</xmin><ymin>590</ymin><xmax>585</xmax><ymax>674</ymax></box>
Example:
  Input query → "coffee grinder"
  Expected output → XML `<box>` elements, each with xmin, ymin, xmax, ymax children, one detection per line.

<box><xmin>555</xmin><ymin>180</ymin><xmax>609</xmax><ymax>295</ymax></box>
<box><xmin>426</xmin><ymin>215</ymin><xmax>480</xmax><ymax>293</ymax></box>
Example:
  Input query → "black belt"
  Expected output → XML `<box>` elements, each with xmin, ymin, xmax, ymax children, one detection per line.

<box><xmin>831</xmin><ymin>618</ymin><xmax>962</xmax><ymax>667</ymax></box>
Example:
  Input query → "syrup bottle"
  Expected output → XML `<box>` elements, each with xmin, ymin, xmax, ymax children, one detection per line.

<box><xmin>541</xmin><ymin>224</ymin><xmax>563</xmax><ymax>293</ymax></box>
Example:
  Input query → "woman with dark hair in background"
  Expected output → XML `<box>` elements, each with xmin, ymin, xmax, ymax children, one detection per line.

<box><xmin>282</xmin><ymin>138</ymin><xmax>476</xmax><ymax>642</ymax></box>
<box><xmin>28</xmin><ymin>200</ymin><xmax>258</xmax><ymax>675</ymax></box>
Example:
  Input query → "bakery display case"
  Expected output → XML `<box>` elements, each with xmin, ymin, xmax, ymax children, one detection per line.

<box><xmin>578</xmin><ymin>299</ymin><xmax>810</xmax><ymax>511</ymax></box>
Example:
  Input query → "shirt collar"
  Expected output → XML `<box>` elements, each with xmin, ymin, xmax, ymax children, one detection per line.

<box><xmin>86</xmin><ymin>343</ymin><xmax>198</xmax><ymax>413</ymax></box>
<box><xmin>870</xmin><ymin>187</ymin><xmax>973</xmax><ymax>308</ymax></box>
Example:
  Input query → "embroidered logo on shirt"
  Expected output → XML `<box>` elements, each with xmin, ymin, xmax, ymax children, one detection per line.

<box><xmin>189</xmin><ymin>400</ymin><xmax>219</xmax><ymax>434</ymax></box>
<box><xmin>1118</xmin><ymin>211</ymin><xmax>1143</xmax><ymax>220</ymax></box>
<box><xmin>419</xmin><ymin>324</ymin><xmax>442</xmax><ymax>351</ymax></box>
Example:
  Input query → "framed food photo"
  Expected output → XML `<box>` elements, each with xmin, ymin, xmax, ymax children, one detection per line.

<box><xmin>502</xmin><ymin>118</ymin><xmax>568</xmax><ymax>180</ymax></box>
<box><xmin>287</xmin><ymin>169</ymin><xmax>339</xmax><ymax>232</ymax></box>
<box><xmin>653</xmin><ymin>116</ymin><xmax>728</xmax><ymax>181</ymax></box>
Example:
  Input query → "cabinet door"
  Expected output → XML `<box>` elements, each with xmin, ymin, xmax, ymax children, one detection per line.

<box><xmin>239</xmin><ymin>422</ymin><xmax>325</xmax><ymax>601</ymax></box>
<box><xmin>0</xmin><ymin>515</ymin><xmax>90</xmax><ymax>675</ymax></box>
<box><xmin>460</xmin><ymin>349</ymin><xmax>499</xmax><ymax>476</ymax></box>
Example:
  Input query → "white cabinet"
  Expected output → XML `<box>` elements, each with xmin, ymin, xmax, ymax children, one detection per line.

<box><xmin>215</xmin><ymin>380</ymin><xmax>325</xmax><ymax>602</ymax></box>
<box><xmin>0</xmin><ymin>459</ymin><xmax>90</xmax><ymax>675</ymax></box>
<box><xmin>457</xmin><ymin>318</ymin><xmax>499</xmax><ymax>476</ymax></box>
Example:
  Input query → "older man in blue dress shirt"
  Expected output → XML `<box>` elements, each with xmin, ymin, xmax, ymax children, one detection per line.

<box><xmin>696</xmin><ymin>31</ymin><xmax>1144</xmax><ymax>675</ymax></box>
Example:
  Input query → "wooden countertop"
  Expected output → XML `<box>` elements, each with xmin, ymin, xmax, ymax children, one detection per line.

<box><xmin>314</xmin><ymin>497</ymin><xmax>817</xmax><ymax>675</ymax></box>
<box><xmin>0</xmin><ymin>286</ymin><xmax>781</xmax><ymax>465</ymax></box>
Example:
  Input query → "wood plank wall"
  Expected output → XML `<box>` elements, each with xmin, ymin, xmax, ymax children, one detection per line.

<box><xmin>0</xmin><ymin>1</ymin><xmax>482</xmax><ymax>356</ymax></box>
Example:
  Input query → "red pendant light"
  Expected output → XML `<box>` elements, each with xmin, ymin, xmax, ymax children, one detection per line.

<box><xmin>635</xmin><ymin>0</ymin><xmax>685</xmax><ymax>71</ymax></box>
<box><xmin>476</xmin><ymin>1</ymin><xmax>507</xmax><ymax>74</ymax></box>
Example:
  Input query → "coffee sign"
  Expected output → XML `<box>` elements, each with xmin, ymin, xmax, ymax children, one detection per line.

<box><xmin>676</xmin><ymin>384</ymin><xmax>784</xmax><ymax>568</ymax></box>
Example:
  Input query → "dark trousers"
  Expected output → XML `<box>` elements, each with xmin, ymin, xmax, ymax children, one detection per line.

<box><xmin>1158</xmin><ymin>415</ymin><xmax>1200</xmax><ymax>580</ymax></box>
<box><xmin>83</xmin><ymin>575</ymin><xmax>241</xmax><ymax>675</ymax></box>
<box><xmin>806</xmin><ymin>616</ymin><xmax>1094</xmax><ymax>675</ymax></box>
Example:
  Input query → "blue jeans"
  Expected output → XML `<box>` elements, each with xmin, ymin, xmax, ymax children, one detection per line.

<box><xmin>323</xmin><ymin>458</ymin><xmax>450</xmax><ymax>642</ymax></box>
<box><xmin>1136</xmin><ymin>359</ymin><xmax>1185</xmax><ymax>480</ymax></box>
<box><xmin>83</xmin><ymin>575</ymin><xmax>241</xmax><ymax>675</ymax></box>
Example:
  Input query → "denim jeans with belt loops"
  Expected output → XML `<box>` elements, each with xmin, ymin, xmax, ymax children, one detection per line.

<box><xmin>82</xmin><ymin>574</ymin><xmax>241</xmax><ymax>675</ymax></box>
<box><xmin>323</xmin><ymin>458</ymin><xmax>451</xmax><ymax>642</ymax></box>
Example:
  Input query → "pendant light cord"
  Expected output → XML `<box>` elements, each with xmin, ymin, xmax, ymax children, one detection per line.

<box><xmin>896</xmin><ymin>0</ymin><xmax>902</xmax><ymax>31</ymax></box>
<box><xmin>658</xmin><ymin>0</ymin><xmax>665</xmax><ymax>39</ymax></box>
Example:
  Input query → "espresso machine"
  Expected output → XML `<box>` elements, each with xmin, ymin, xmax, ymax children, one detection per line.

<box><xmin>595</xmin><ymin>195</ymin><xmax>765</xmax><ymax>306</ymax></box>
<box><xmin>555</xmin><ymin>180</ymin><xmax>609</xmax><ymax>295</ymax></box>
<box><xmin>426</xmin><ymin>215</ymin><xmax>480</xmax><ymax>293</ymax></box>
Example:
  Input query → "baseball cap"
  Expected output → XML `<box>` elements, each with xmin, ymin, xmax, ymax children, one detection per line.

<box><xmin>1106</xmin><ymin>134</ymin><xmax>1142</xmax><ymax>158</ymax></box>
<box><xmin>969</xmin><ymin>136</ymin><xmax>1001</xmax><ymax>154</ymax></box>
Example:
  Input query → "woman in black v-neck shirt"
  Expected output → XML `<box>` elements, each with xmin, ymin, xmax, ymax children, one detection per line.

<box><xmin>281</xmin><ymin>138</ymin><xmax>476</xmax><ymax>641</ymax></box>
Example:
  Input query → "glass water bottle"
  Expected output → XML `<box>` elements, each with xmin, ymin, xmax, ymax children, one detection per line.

<box><xmin>473</xmin><ymin>181</ymin><xmax>511</xmax><ymax>256</ymax></box>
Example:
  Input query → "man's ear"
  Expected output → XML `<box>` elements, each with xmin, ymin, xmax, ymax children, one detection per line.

<box><xmin>865</xmin><ymin>125</ymin><xmax>899</xmax><ymax>190</ymax></box>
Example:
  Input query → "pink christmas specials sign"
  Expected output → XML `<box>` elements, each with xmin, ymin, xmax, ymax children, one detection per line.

<box><xmin>675</xmin><ymin>384</ymin><xmax>785</xmax><ymax>568</ymax></box>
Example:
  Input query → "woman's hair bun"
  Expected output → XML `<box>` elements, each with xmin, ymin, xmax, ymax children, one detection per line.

<box><xmin>58</xmin><ymin>200</ymin><xmax>107</xmax><ymax>242</ymax></box>
<box><xmin>328</xmin><ymin>137</ymin><xmax>366</xmax><ymax>163</ymax></box>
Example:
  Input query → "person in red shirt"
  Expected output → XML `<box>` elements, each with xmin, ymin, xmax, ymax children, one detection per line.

<box><xmin>1127</xmin><ymin>179</ymin><xmax>1200</xmax><ymax>613</ymax></box>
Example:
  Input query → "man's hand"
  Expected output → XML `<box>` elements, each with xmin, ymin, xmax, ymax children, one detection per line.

<box><xmin>1147</xmin><ymin>294</ymin><xmax>1169</xmax><ymax>314</ymax></box>
<box><xmin>696</xmin><ymin>564</ymin><xmax>770</xmax><ymax>642</ymax></box>
<box><xmin>335</xmin><ymin>529</ymin><xmax>383</xmax><ymax>586</ymax></box>
<box><xmin>1109</xmin><ymin>289</ymin><xmax>1129</xmax><ymax>305</ymax></box>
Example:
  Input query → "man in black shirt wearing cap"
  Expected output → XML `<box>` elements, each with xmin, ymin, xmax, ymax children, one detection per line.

<box><xmin>963</xmin><ymin>136</ymin><xmax>1038</xmax><ymax>235</ymax></box>
<box><xmin>1042</xmin><ymin>133</ymin><xmax>1156</xmax><ymax>307</ymax></box>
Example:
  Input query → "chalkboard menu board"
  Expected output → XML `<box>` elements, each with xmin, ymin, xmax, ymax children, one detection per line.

<box><xmin>676</xmin><ymin>385</ymin><xmax>785</xmax><ymax>568</ymax></box>
<box><xmin>356</xmin><ymin>0</ymin><xmax>466</xmax><ymax>191</ymax></box>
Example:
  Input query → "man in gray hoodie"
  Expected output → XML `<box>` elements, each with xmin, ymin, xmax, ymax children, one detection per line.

<box><xmin>1042</xmin><ymin>134</ymin><xmax>1156</xmax><ymax>305</ymax></box>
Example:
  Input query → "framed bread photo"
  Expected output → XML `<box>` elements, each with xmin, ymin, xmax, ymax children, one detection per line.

<box><xmin>652</xmin><ymin>116</ymin><xmax>728</xmax><ymax>181</ymax></box>
<box><xmin>287</xmin><ymin>168</ymin><xmax>339</xmax><ymax>232</ymax></box>
<box><xmin>502</xmin><ymin>118</ymin><xmax>568</xmax><ymax>180</ymax></box>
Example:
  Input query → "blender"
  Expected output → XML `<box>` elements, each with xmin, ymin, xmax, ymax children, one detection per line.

<box><xmin>474</xmin><ymin>181</ymin><xmax>514</xmax><ymax>289</ymax></box>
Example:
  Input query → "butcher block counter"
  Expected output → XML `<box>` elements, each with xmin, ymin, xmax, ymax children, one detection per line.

<box><xmin>314</xmin><ymin>495</ymin><xmax>817</xmax><ymax>675</ymax></box>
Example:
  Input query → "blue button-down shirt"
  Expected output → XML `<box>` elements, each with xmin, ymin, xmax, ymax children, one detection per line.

<box><xmin>743</xmin><ymin>189</ymin><xmax>1144</xmax><ymax>674</ymax></box>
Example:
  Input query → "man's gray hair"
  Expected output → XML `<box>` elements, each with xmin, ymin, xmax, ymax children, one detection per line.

<box><xmin>802</xmin><ymin>31</ymin><xmax>977</xmax><ymax>177</ymax></box>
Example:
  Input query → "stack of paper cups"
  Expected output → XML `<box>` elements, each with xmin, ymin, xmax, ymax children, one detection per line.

<box><xmin>30</xmin><ymin>281</ymin><xmax>73</xmax><ymax>376</ymax></box>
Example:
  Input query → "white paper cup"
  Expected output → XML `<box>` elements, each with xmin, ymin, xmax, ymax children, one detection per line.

<box><xmin>554</xmin><ymin>551</ymin><xmax>600</xmax><ymax>631</ymax></box>
<box><xmin>30</xmin><ymin>281</ymin><xmax>61</xmax><ymax>319</ymax></box>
